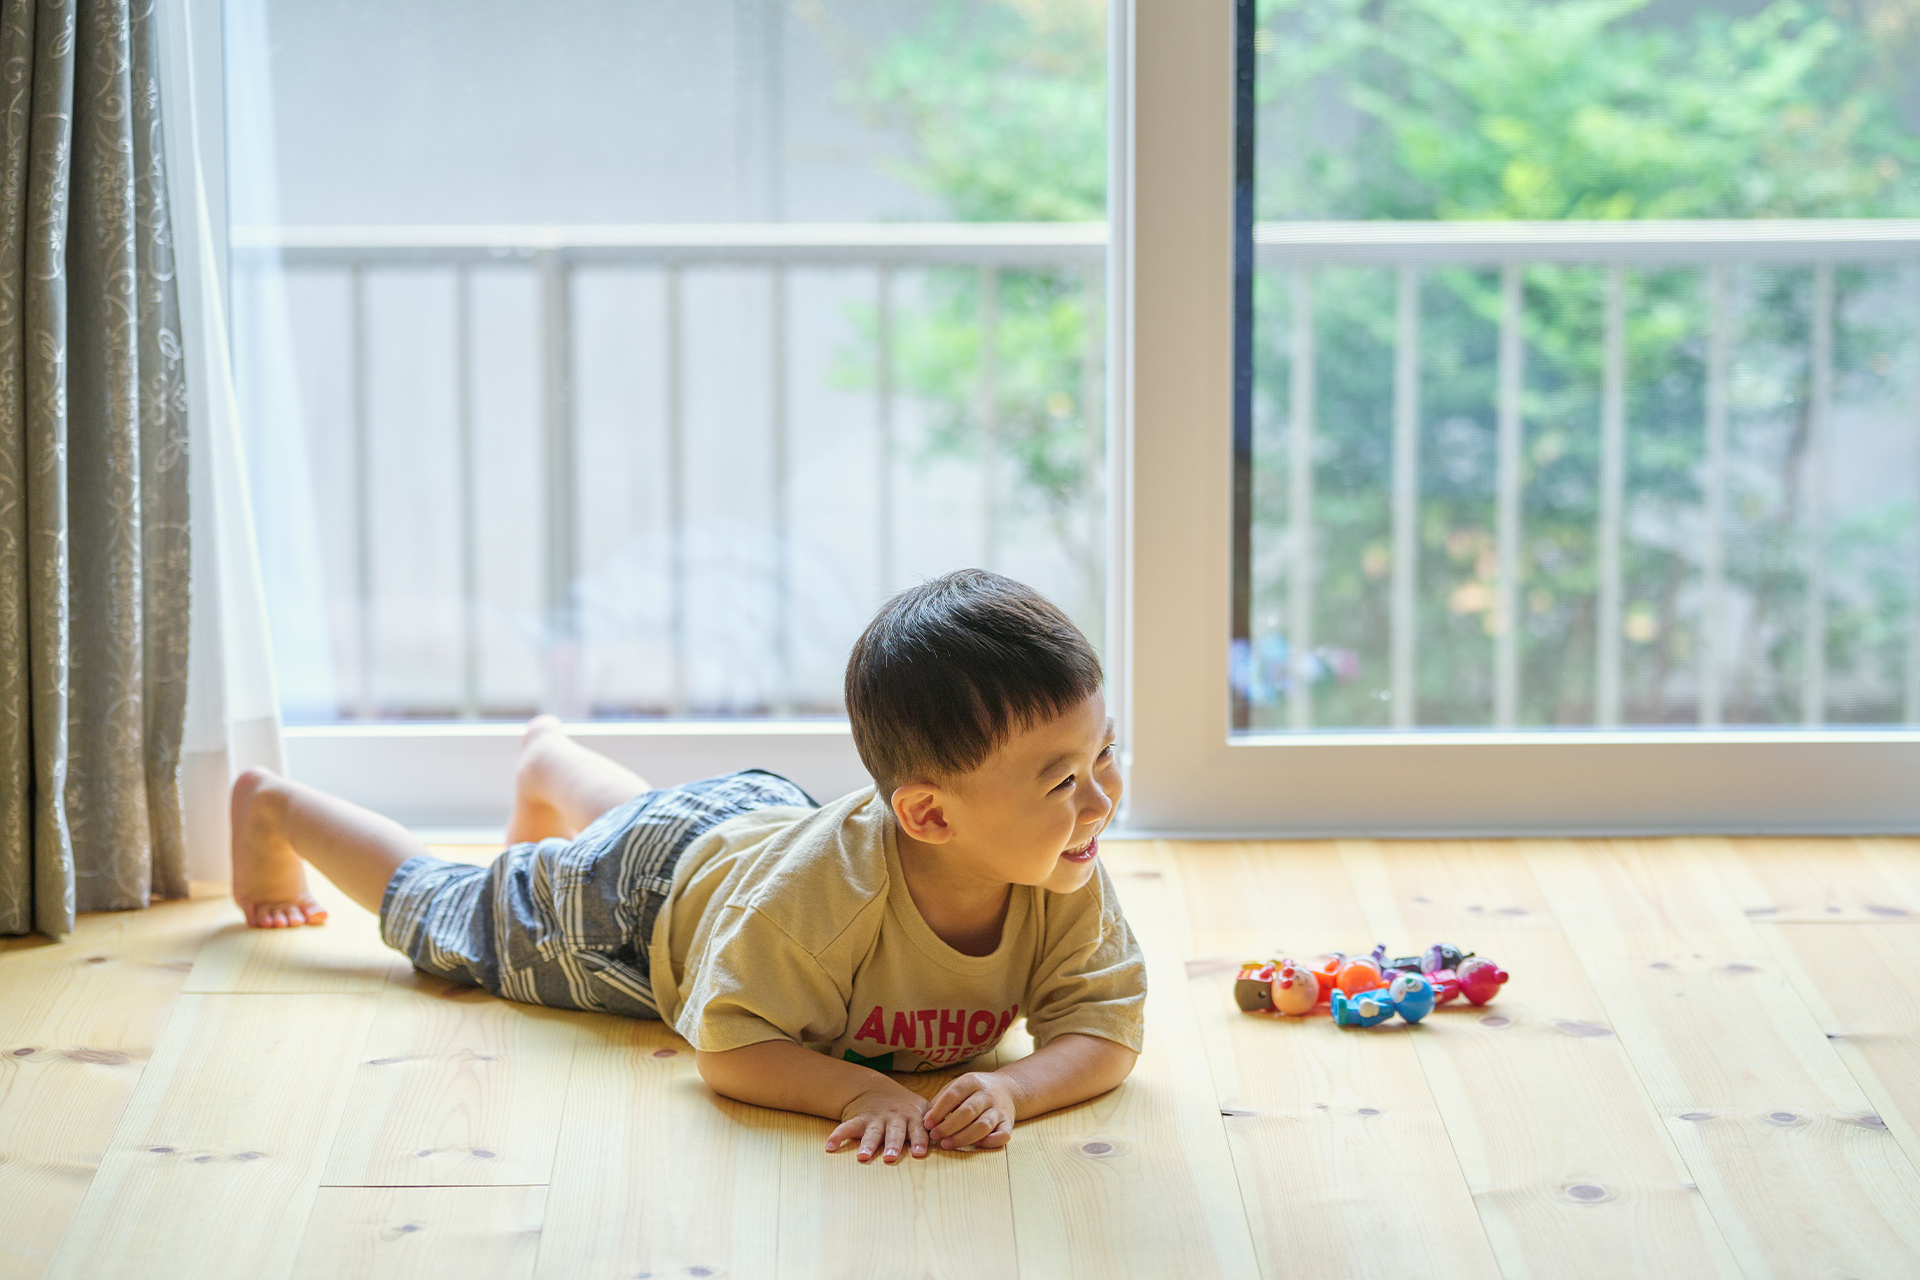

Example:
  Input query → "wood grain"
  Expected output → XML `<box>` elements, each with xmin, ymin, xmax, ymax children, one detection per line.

<box><xmin>0</xmin><ymin>894</ymin><xmax>228</xmax><ymax>1280</ymax></box>
<box><xmin>323</xmin><ymin>973</ymin><xmax>583</xmax><ymax>1187</ymax></box>
<box><xmin>1751</xmin><ymin>922</ymin><xmax>1920</xmax><ymax>1171</ymax></box>
<box><xmin>45</xmin><ymin>993</ymin><xmax>377</xmax><ymax>1280</ymax></box>
<box><xmin>1001</xmin><ymin>841</ymin><xmax>1261</xmax><ymax>1280</ymax></box>
<box><xmin>1169</xmin><ymin>841</ymin><xmax>1501</xmax><ymax>1280</ymax></box>
<box><xmin>184</xmin><ymin>866</ymin><xmax>404</xmax><ymax>994</ymax></box>
<box><xmin>533</xmin><ymin>1014</ymin><xmax>785</xmax><ymax>1280</ymax></box>
<box><xmin>1706</xmin><ymin>836</ymin><xmax>1920</xmax><ymax>923</ymax></box>
<box><xmin>291</xmin><ymin>1186</ymin><xmax>546</xmax><ymax>1280</ymax></box>
<box><xmin>1527</xmin><ymin>839</ymin><xmax>1920</xmax><ymax>1277</ymax></box>
<box><xmin>772</xmin><ymin>1048</ymin><xmax>1018</xmax><ymax>1280</ymax></box>
<box><xmin>1338</xmin><ymin>838</ymin><xmax>1741</xmax><ymax>1280</ymax></box>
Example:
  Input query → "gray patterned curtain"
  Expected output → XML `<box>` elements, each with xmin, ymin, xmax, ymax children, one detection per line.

<box><xmin>0</xmin><ymin>0</ymin><xmax>190</xmax><ymax>937</ymax></box>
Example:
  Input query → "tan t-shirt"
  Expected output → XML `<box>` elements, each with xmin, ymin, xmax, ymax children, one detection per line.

<box><xmin>646</xmin><ymin>787</ymin><xmax>1147</xmax><ymax>1072</ymax></box>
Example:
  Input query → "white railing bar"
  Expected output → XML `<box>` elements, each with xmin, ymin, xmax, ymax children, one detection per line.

<box><xmin>455</xmin><ymin>267</ymin><xmax>479</xmax><ymax>720</ymax></box>
<box><xmin>539</xmin><ymin>251</ymin><xmax>579</xmax><ymax>716</ymax></box>
<box><xmin>233</xmin><ymin>218</ymin><xmax>1920</xmax><ymax>261</ymax></box>
<box><xmin>1494</xmin><ymin>265</ymin><xmax>1523</xmax><ymax>728</ymax></box>
<box><xmin>1288</xmin><ymin>268</ymin><xmax>1316</xmax><ymax>731</ymax></box>
<box><xmin>1701</xmin><ymin>265</ymin><xmax>1730</xmax><ymax>726</ymax></box>
<box><xmin>1081</xmin><ymin>266</ymin><xmax>1105</xmax><ymax>625</ymax></box>
<box><xmin>1256</xmin><ymin>219</ymin><xmax>1920</xmax><ymax>263</ymax></box>
<box><xmin>1595</xmin><ymin>265</ymin><xmax>1626</xmax><ymax>727</ymax></box>
<box><xmin>665</xmin><ymin>265</ymin><xmax>688</xmax><ymax>717</ymax></box>
<box><xmin>235</xmin><ymin>222</ymin><xmax>1108</xmax><ymax>266</ymax></box>
<box><xmin>980</xmin><ymin>266</ymin><xmax>1001</xmax><ymax>570</ymax></box>
<box><xmin>1909</xmin><ymin>266</ymin><xmax>1920</xmax><ymax>725</ymax></box>
<box><xmin>875</xmin><ymin>268</ymin><xmax>895</xmax><ymax>600</ymax></box>
<box><xmin>1805</xmin><ymin>264</ymin><xmax>1834</xmax><ymax>725</ymax></box>
<box><xmin>770</xmin><ymin>265</ymin><xmax>793</xmax><ymax>718</ymax></box>
<box><xmin>349</xmin><ymin>264</ymin><xmax>374</xmax><ymax>721</ymax></box>
<box><xmin>1390</xmin><ymin>265</ymin><xmax>1419</xmax><ymax>729</ymax></box>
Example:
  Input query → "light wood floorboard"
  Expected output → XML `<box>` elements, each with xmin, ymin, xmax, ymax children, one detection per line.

<box><xmin>3</xmin><ymin>837</ymin><xmax>1918</xmax><ymax>1279</ymax></box>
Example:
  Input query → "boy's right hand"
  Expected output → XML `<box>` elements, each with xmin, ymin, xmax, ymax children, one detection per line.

<box><xmin>825</xmin><ymin>1082</ymin><xmax>931</xmax><ymax>1165</ymax></box>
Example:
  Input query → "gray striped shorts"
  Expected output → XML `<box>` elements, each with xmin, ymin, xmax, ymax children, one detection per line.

<box><xmin>379</xmin><ymin>769</ymin><xmax>817</xmax><ymax>1018</ymax></box>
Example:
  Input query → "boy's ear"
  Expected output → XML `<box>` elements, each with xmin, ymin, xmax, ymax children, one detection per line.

<box><xmin>891</xmin><ymin>782</ymin><xmax>953</xmax><ymax>843</ymax></box>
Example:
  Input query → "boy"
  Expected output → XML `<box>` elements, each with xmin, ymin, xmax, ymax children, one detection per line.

<box><xmin>230</xmin><ymin>570</ymin><xmax>1144</xmax><ymax>1164</ymax></box>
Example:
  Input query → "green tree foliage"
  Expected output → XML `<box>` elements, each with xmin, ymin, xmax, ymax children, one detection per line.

<box><xmin>848</xmin><ymin>0</ymin><xmax>1920</xmax><ymax>723</ymax></box>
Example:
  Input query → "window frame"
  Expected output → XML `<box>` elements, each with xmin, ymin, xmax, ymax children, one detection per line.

<box><xmin>217</xmin><ymin>0</ymin><xmax>1920</xmax><ymax>834</ymax></box>
<box><xmin>1115</xmin><ymin>0</ymin><xmax>1920</xmax><ymax>835</ymax></box>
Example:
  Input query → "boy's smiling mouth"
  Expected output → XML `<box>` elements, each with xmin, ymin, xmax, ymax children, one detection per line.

<box><xmin>1061</xmin><ymin>836</ymin><xmax>1099</xmax><ymax>863</ymax></box>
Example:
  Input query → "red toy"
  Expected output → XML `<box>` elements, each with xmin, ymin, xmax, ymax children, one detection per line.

<box><xmin>1456</xmin><ymin>956</ymin><xmax>1509</xmax><ymax>1006</ymax></box>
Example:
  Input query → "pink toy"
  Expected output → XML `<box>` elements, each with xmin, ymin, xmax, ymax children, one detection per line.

<box><xmin>1271</xmin><ymin>958</ymin><xmax>1320</xmax><ymax>1015</ymax></box>
<box><xmin>1456</xmin><ymin>956</ymin><xmax>1509</xmax><ymax>1006</ymax></box>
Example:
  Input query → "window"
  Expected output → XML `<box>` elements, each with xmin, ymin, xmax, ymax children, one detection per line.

<box><xmin>1233</xmin><ymin>0</ymin><xmax>1920</xmax><ymax>732</ymax></box>
<box><xmin>225</xmin><ymin>0</ymin><xmax>1110</xmax><ymax>729</ymax></box>
<box><xmin>1121</xmin><ymin>0</ymin><xmax>1920</xmax><ymax>833</ymax></box>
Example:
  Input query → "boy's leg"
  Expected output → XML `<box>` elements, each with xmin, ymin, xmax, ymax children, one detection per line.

<box><xmin>507</xmin><ymin>715</ymin><xmax>652</xmax><ymax>842</ymax></box>
<box><xmin>231</xmin><ymin>768</ymin><xmax>429</xmax><ymax>928</ymax></box>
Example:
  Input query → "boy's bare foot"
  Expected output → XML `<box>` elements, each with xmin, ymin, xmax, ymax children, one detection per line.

<box><xmin>230</xmin><ymin>767</ymin><xmax>329</xmax><ymax>928</ymax></box>
<box><xmin>506</xmin><ymin>715</ymin><xmax>573</xmax><ymax>844</ymax></box>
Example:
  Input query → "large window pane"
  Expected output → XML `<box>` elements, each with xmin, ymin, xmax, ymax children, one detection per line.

<box><xmin>1234</xmin><ymin>0</ymin><xmax>1920</xmax><ymax>730</ymax></box>
<box><xmin>228</xmin><ymin>0</ymin><xmax>1108</xmax><ymax>723</ymax></box>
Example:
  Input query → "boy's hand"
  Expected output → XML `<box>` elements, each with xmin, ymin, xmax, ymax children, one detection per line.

<box><xmin>925</xmin><ymin>1071</ymin><xmax>1017</xmax><ymax>1150</ymax></box>
<box><xmin>825</xmin><ymin>1082</ymin><xmax>931</xmax><ymax>1165</ymax></box>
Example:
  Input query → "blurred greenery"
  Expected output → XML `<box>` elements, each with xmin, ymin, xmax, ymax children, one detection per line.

<box><xmin>842</xmin><ymin>0</ymin><xmax>1920</xmax><ymax>725</ymax></box>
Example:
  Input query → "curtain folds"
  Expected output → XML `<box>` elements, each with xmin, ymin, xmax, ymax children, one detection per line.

<box><xmin>0</xmin><ymin>0</ymin><xmax>192</xmax><ymax>936</ymax></box>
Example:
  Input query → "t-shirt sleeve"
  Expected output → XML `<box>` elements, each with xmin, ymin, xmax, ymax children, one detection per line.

<box><xmin>1023</xmin><ymin>870</ymin><xmax>1149</xmax><ymax>1053</ymax></box>
<box><xmin>672</xmin><ymin>903</ymin><xmax>854</xmax><ymax>1052</ymax></box>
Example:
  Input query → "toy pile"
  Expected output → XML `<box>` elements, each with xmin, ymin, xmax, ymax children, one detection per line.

<box><xmin>1234</xmin><ymin>944</ymin><xmax>1509</xmax><ymax>1029</ymax></box>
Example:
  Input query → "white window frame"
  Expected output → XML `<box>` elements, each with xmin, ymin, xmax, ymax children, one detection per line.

<box><xmin>1116</xmin><ymin>0</ymin><xmax>1920</xmax><ymax>835</ymax></box>
<box><xmin>206</xmin><ymin>0</ymin><xmax>1920</xmax><ymax>834</ymax></box>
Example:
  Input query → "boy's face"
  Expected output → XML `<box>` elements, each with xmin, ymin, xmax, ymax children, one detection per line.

<box><xmin>898</xmin><ymin>692</ymin><xmax>1121</xmax><ymax>893</ymax></box>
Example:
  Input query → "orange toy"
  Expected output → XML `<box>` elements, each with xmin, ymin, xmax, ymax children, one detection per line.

<box><xmin>1271</xmin><ymin>958</ymin><xmax>1320</xmax><ymax>1015</ymax></box>
<box><xmin>1336</xmin><ymin>956</ymin><xmax>1388</xmax><ymax>997</ymax></box>
<box><xmin>1311</xmin><ymin>955</ymin><xmax>1343</xmax><ymax>1004</ymax></box>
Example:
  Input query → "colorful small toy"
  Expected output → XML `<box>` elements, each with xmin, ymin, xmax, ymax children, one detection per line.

<box><xmin>1233</xmin><ymin>961</ymin><xmax>1277</xmax><ymax>1012</ymax></box>
<box><xmin>1329</xmin><ymin>987</ymin><xmax>1397</xmax><ymax>1027</ymax></box>
<box><xmin>1336</xmin><ymin>955</ymin><xmax>1386</xmax><ymax>996</ymax></box>
<box><xmin>1388</xmin><ymin>971</ymin><xmax>1436</xmax><ymax>1022</ymax></box>
<box><xmin>1311</xmin><ymin>955</ymin><xmax>1343</xmax><ymax>1002</ymax></box>
<box><xmin>1271</xmin><ymin>958</ymin><xmax>1320</xmax><ymax>1015</ymax></box>
<box><xmin>1456</xmin><ymin>956</ymin><xmax>1509</xmax><ymax>1006</ymax></box>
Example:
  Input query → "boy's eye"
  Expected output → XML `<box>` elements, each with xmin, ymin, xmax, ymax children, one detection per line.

<box><xmin>1051</xmin><ymin>774</ymin><xmax>1075</xmax><ymax>793</ymax></box>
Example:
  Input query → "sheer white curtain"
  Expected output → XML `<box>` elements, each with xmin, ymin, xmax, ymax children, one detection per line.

<box><xmin>158</xmin><ymin>0</ymin><xmax>285</xmax><ymax>883</ymax></box>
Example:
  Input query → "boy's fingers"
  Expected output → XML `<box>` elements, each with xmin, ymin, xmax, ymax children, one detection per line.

<box><xmin>857</xmin><ymin>1119</ymin><xmax>884</xmax><ymax>1162</ymax></box>
<box><xmin>910</xmin><ymin>1116</ymin><xmax>929</xmax><ymax>1158</ymax></box>
<box><xmin>825</xmin><ymin>1118</ymin><xmax>864</xmax><ymax>1152</ymax></box>
<box><xmin>883</xmin><ymin>1116</ymin><xmax>907</xmax><ymax>1164</ymax></box>
<box><xmin>924</xmin><ymin>1087</ymin><xmax>958</xmax><ymax>1126</ymax></box>
<box><xmin>978</xmin><ymin>1119</ymin><xmax>1014</xmax><ymax>1149</ymax></box>
<box><xmin>931</xmin><ymin>1093</ymin><xmax>987</xmax><ymax>1141</ymax></box>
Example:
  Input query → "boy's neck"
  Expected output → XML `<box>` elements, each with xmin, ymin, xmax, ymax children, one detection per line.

<box><xmin>894</xmin><ymin>828</ymin><xmax>1013</xmax><ymax>957</ymax></box>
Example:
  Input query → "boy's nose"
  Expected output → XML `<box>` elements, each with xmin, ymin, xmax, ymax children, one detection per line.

<box><xmin>1077</xmin><ymin>779</ymin><xmax>1113</xmax><ymax>823</ymax></box>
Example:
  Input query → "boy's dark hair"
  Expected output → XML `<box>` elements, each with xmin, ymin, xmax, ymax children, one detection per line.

<box><xmin>845</xmin><ymin>570</ymin><xmax>1103</xmax><ymax>793</ymax></box>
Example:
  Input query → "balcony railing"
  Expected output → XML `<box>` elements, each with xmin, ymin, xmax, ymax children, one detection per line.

<box><xmin>232</xmin><ymin>222</ymin><xmax>1106</xmax><ymax>720</ymax></box>
<box><xmin>1243</xmin><ymin>219</ymin><xmax>1920</xmax><ymax>730</ymax></box>
<box><xmin>233</xmin><ymin>219</ymin><xmax>1920</xmax><ymax>726</ymax></box>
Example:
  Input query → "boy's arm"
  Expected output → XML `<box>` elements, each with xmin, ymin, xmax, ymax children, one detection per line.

<box><xmin>924</xmin><ymin>1032</ymin><xmax>1138</xmax><ymax>1150</ymax></box>
<box><xmin>695</xmin><ymin>1039</ymin><xmax>934</xmax><ymax>1164</ymax></box>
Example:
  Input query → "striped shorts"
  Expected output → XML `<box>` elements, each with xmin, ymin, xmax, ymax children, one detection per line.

<box><xmin>378</xmin><ymin>769</ymin><xmax>817</xmax><ymax>1018</ymax></box>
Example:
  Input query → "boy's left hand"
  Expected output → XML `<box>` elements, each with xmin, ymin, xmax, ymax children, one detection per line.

<box><xmin>925</xmin><ymin>1071</ymin><xmax>1017</xmax><ymax>1150</ymax></box>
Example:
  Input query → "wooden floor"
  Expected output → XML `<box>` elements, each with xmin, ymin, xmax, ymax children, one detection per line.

<box><xmin>5</xmin><ymin>836</ymin><xmax>1920</xmax><ymax>1279</ymax></box>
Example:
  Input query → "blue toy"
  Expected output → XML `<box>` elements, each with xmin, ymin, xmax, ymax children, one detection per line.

<box><xmin>1329</xmin><ymin>987</ymin><xmax>1397</xmax><ymax>1027</ymax></box>
<box><xmin>1388</xmin><ymin>971</ymin><xmax>1436</xmax><ymax>1023</ymax></box>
